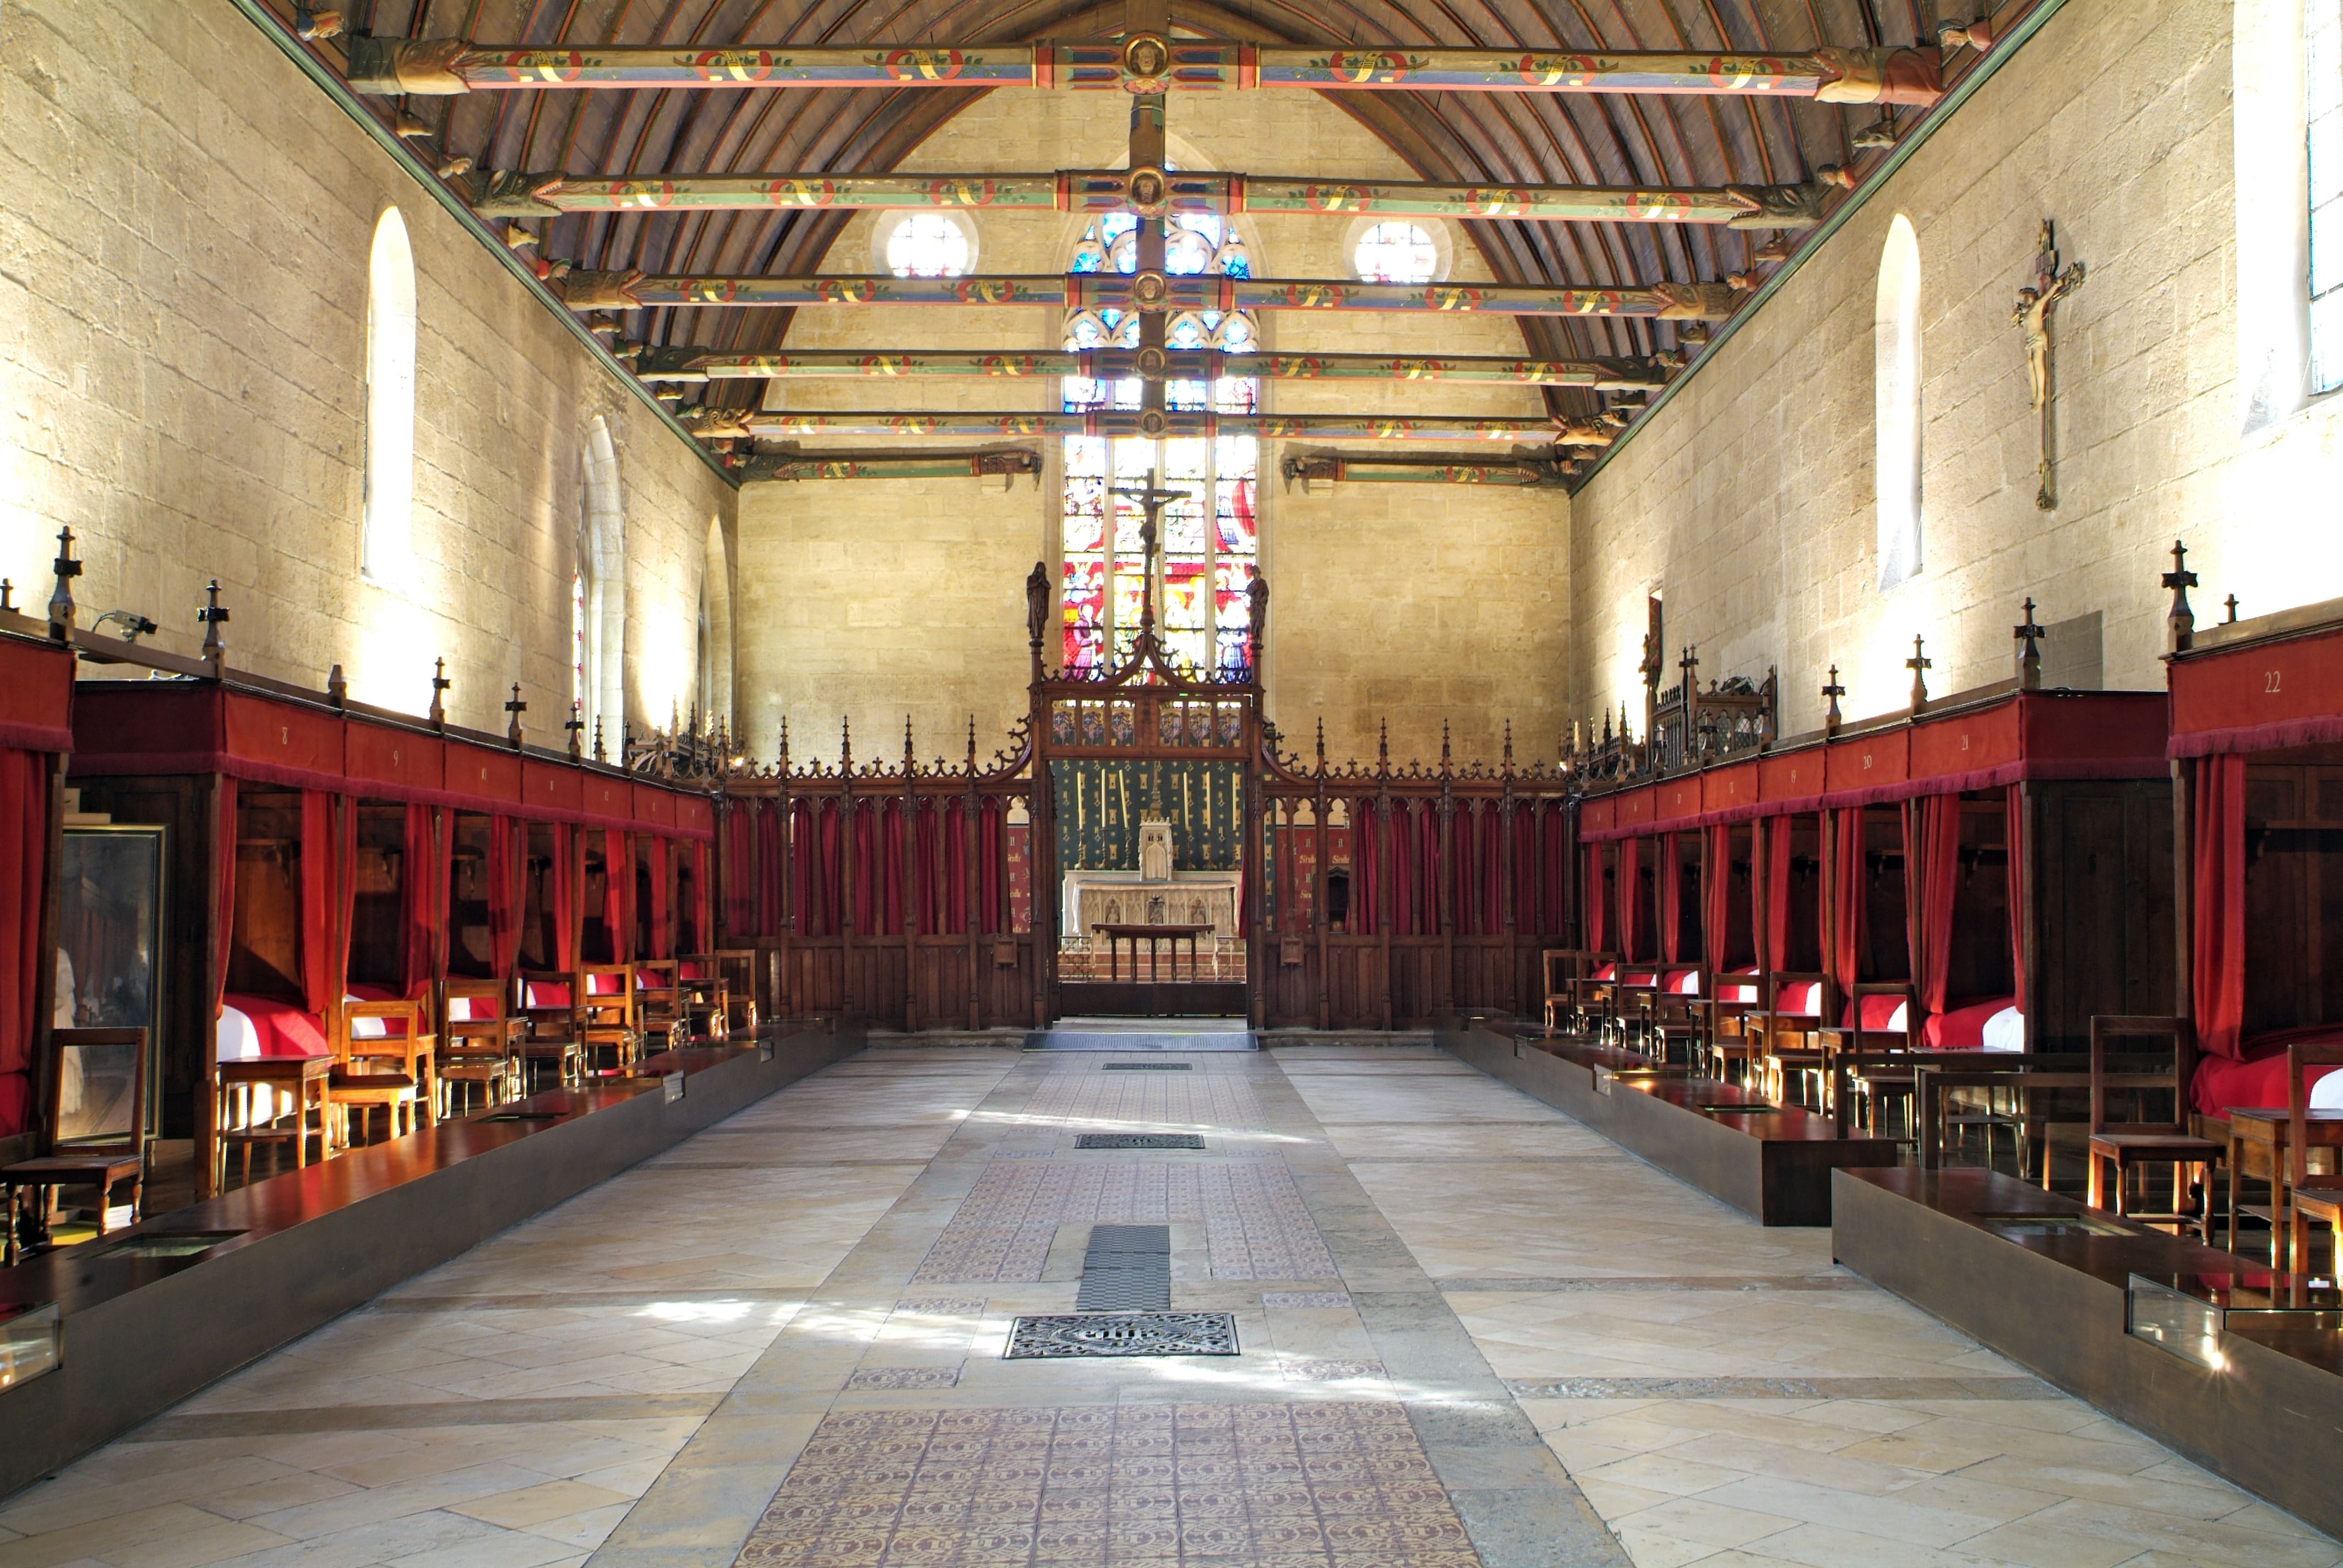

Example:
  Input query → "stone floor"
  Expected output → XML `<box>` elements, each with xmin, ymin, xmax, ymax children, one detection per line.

<box><xmin>0</xmin><ymin>1042</ymin><xmax>2335</xmax><ymax>1568</ymax></box>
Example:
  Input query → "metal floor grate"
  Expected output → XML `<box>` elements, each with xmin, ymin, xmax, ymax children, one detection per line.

<box><xmin>1005</xmin><ymin>1312</ymin><xmax>1237</xmax><ymax>1359</ymax></box>
<box><xmin>1100</xmin><ymin>1062</ymin><xmax>1192</xmax><ymax>1071</ymax></box>
<box><xmin>1075</xmin><ymin>1223</ymin><xmax>1172</xmax><ymax>1311</ymax></box>
<box><xmin>1074</xmin><ymin>1133</ymin><xmax>1205</xmax><ymax>1150</ymax></box>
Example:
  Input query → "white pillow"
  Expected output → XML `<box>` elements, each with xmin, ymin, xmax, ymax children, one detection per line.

<box><xmin>215</xmin><ymin>1005</ymin><xmax>262</xmax><ymax>1063</ymax></box>
<box><xmin>2310</xmin><ymin>1070</ymin><xmax>2343</xmax><ymax>1112</ymax></box>
<box><xmin>1982</xmin><ymin>1006</ymin><xmax>2026</xmax><ymax>1053</ymax></box>
<box><xmin>344</xmin><ymin>995</ymin><xmax>388</xmax><ymax>1039</ymax></box>
<box><xmin>1885</xmin><ymin>1000</ymin><xmax>1909</xmax><ymax>1034</ymax></box>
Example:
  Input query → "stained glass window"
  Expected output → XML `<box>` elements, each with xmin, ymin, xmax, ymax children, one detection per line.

<box><xmin>884</xmin><ymin>212</ymin><xmax>972</xmax><ymax>277</ymax></box>
<box><xmin>1061</xmin><ymin>210</ymin><xmax>1258</xmax><ymax>674</ymax></box>
<box><xmin>1352</xmin><ymin>220</ymin><xmax>1440</xmax><ymax>284</ymax></box>
<box><xmin>2311</xmin><ymin>0</ymin><xmax>2343</xmax><ymax>392</ymax></box>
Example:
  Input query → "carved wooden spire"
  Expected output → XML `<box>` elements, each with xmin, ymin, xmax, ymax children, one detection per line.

<box><xmin>328</xmin><ymin>663</ymin><xmax>349</xmax><ymax>707</ymax></box>
<box><xmin>565</xmin><ymin>700</ymin><xmax>584</xmax><ymax>759</ymax></box>
<box><xmin>47</xmin><ymin>528</ymin><xmax>81</xmax><ymax>640</ymax></box>
<box><xmin>428</xmin><ymin>656</ymin><xmax>450</xmax><ymax>727</ymax></box>
<box><xmin>1822</xmin><ymin>665</ymin><xmax>1845</xmax><ymax>736</ymax></box>
<box><xmin>1906</xmin><ymin>636</ymin><xmax>1931</xmax><ymax>712</ymax></box>
<box><xmin>197</xmin><ymin>580</ymin><xmax>229</xmax><ymax>676</ymax></box>
<box><xmin>506</xmin><ymin>683</ymin><xmax>527</xmax><ymax>748</ymax></box>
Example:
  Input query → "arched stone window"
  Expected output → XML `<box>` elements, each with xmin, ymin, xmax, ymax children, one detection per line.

<box><xmin>1059</xmin><ymin>210</ymin><xmax>1259</xmax><ymax>673</ymax></box>
<box><xmin>362</xmin><ymin>207</ymin><xmax>417</xmax><ymax>588</ymax></box>
<box><xmin>702</xmin><ymin>518</ymin><xmax>734</xmax><ymax>732</ymax></box>
<box><xmin>1875</xmin><ymin>215</ymin><xmax>1923</xmax><ymax>590</ymax></box>
<box><xmin>579</xmin><ymin>416</ymin><xmax>625</xmax><ymax>741</ymax></box>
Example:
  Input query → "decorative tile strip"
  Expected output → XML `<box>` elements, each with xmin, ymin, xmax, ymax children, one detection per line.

<box><xmin>1074</xmin><ymin>1132</ymin><xmax>1207</xmax><ymax>1149</ymax></box>
<box><xmin>1261</xmin><ymin>1291</ymin><xmax>1354</xmax><ymax>1309</ymax></box>
<box><xmin>844</xmin><ymin>1365</ymin><xmax>963</xmax><ymax>1390</ymax></box>
<box><xmin>1281</xmin><ymin>1357</ymin><xmax>1388</xmax><ymax>1381</ymax></box>
<box><xmin>1439</xmin><ymin>1275</ymin><xmax>1873</xmax><ymax>1293</ymax></box>
<box><xmin>1005</xmin><ymin>1312</ymin><xmax>1239</xmax><ymax>1359</ymax></box>
<box><xmin>1505</xmin><ymin>1375</ymin><xmax>2060</xmax><ymax>1400</ymax></box>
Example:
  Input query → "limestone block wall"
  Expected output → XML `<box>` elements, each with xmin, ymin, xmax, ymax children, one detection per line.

<box><xmin>1568</xmin><ymin>0</ymin><xmax>2341</xmax><ymax>736</ymax></box>
<box><xmin>0</xmin><ymin>1</ymin><xmax>729</xmax><ymax>736</ymax></box>
<box><xmin>735</xmin><ymin>86</ymin><xmax>1570</xmax><ymax>766</ymax></box>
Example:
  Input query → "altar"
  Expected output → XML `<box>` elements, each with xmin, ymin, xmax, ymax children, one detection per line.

<box><xmin>1060</xmin><ymin>869</ymin><xmax>1240</xmax><ymax>939</ymax></box>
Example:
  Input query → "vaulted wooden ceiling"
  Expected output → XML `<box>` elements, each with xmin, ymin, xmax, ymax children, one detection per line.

<box><xmin>332</xmin><ymin>1</ymin><xmax>1942</xmax><ymax>425</ymax></box>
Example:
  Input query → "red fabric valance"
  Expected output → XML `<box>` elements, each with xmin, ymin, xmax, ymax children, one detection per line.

<box><xmin>2169</xmin><ymin>620</ymin><xmax>2343</xmax><ymax>758</ymax></box>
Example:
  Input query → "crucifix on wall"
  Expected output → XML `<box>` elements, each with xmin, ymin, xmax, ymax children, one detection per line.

<box><xmin>1109</xmin><ymin>467</ymin><xmax>1191</xmax><ymax>640</ymax></box>
<box><xmin>2011</xmin><ymin>219</ymin><xmax>2086</xmax><ymax>512</ymax></box>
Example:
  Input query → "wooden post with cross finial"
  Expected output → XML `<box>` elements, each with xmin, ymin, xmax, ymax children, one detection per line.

<box><xmin>1822</xmin><ymin>666</ymin><xmax>1846</xmax><ymax>737</ymax></box>
<box><xmin>428</xmin><ymin>657</ymin><xmax>450</xmax><ymax>728</ymax></box>
<box><xmin>1907</xmin><ymin>635</ymin><xmax>1932</xmax><ymax>712</ymax></box>
<box><xmin>197</xmin><ymin>581</ymin><xmax>230</xmax><ymax>677</ymax></box>
<box><xmin>2162</xmin><ymin>540</ymin><xmax>2198</xmax><ymax>652</ymax></box>
<box><xmin>506</xmin><ymin>684</ymin><xmax>527</xmax><ymax>748</ymax></box>
<box><xmin>47</xmin><ymin>529</ymin><xmax>81</xmax><ymax>641</ymax></box>
<box><xmin>2013</xmin><ymin>598</ymin><xmax>2046</xmax><ymax>690</ymax></box>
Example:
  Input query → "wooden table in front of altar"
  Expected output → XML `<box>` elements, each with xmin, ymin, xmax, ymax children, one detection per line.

<box><xmin>1091</xmin><ymin>924</ymin><xmax>1213</xmax><ymax>984</ymax></box>
<box><xmin>2226</xmin><ymin>1107</ymin><xmax>2343</xmax><ymax>1263</ymax></box>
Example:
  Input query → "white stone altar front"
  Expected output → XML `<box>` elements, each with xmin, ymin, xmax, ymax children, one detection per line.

<box><xmin>1060</xmin><ymin>870</ymin><xmax>1240</xmax><ymax>939</ymax></box>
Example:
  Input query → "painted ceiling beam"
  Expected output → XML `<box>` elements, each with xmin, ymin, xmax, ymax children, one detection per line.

<box><xmin>689</xmin><ymin>410</ymin><xmax>1619</xmax><ymax>445</ymax></box>
<box><xmin>1281</xmin><ymin>452</ymin><xmax>1572</xmax><ymax>488</ymax></box>
<box><xmin>348</xmin><ymin>37</ymin><xmax>1944</xmax><ymax>105</ymax></box>
<box><xmin>734</xmin><ymin>448</ymin><xmax>1042</xmax><ymax>482</ymax></box>
<box><xmin>647</xmin><ymin>347</ymin><xmax>1672</xmax><ymax>390</ymax></box>
<box><xmin>480</xmin><ymin>168</ymin><xmax>1841</xmax><ymax>227</ymax></box>
<box><xmin>562</xmin><ymin>270</ymin><xmax>1744</xmax><ymax>318</ymax></box>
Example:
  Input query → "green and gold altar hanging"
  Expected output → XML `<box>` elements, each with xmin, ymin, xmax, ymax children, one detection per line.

<box><xmin>1051</xmin><ymin>759</ymin><xmax>1242</xmax><ymax>872</ymax></box>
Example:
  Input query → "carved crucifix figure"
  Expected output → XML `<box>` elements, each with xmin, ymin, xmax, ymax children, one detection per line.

<box><xmin>1109</xmin><ymin>467</ymin><xmax>1190</xmax><ymax>641</ymax></box>
<box><xmin>2011</xmin><ymin>220</ymin><xmax>2085</xmax><ymax>511</ymax></box>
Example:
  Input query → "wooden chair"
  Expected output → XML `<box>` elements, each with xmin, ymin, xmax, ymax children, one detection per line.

<box><xmin>1754</xmin><ymin>972</ymin><xmax>1835</xmax><ymax>1106</ymax></box>
<box><xmin>329</xmin><ymin>999</ymin><xmax>432</xmax><ymax>1147</ymax></box>
<box><xmin>3</xmin><ymin>1028</ymin><xmax>148</xmax><ymax>1264</ymax></box>
<box><xmin>2085</xmin><ymin>1015</ymin><xmax>2222</xmax><ymax>1240</ymax></box>
<box><xmin>517</xmin><ymin>971</ymin><xmax>586</xmax><ymax>1090</ymax></box>
<box><xmin>1651</xmin><ymin>966</ymin><xmax>1709</xmax><ymax>1067</ymax></box>
<box><xmin>676</xmin><ymin>955</ymin><xmax>729</xmax><ymax>1041</ymax></box>
<box><xmin>1568</xmin><ymin>951</ymin><xmax>1622</xmax><ymax>1041</ymax></box>
<box><xmin>441</xmin><ymin>977</ymin><xmax>523</xmax><ymax>1115</ymax></box>
<box><xmin>1539</xmin><ymin>948</ymin><xmax>1594</xmax><ymax>1033</ymax></box>
<box><xmin>2285</xmin><ymin>1042</ymin><xmax>2343</xmax><ymax>1273</ymax></box>
<box><xmin>712</xmin><ymin>948</ymin><xmax>760</xmax><ymax>1036</ymax></box>
<box><xmin>1820</xmin><ymin>982</ymin><xmax>1919</xmax><ymax>1137</ymax></box>
<box><xmin>1704</xmin><ymin>970</ymin><xmax>1766</xmax><ymax>1084</ymax></box>
<box><xmin>581</xmin><ymin>963</ymin><xmax>637</xmax><ymax>1075</ymax></box>
<box><xmin>634</xmin><ymin>959</ymin><xmax>684</xmax><ymax>1053</ymax></box>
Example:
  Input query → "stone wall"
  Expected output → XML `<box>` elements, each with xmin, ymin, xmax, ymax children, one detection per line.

<box><xmin>1568</xmin><ymin>0</ymin><xmax>2342</xmax><ymax>736</ymax></box>
<box><xmin>0</xmin><ymin>2</ymin><xmax>730</xmax><ymax>737</ymax></box>
<box><xmin>734</xmin><ymin>86</ymin><xmax>1570</xmax><ymax>767</ymax></box>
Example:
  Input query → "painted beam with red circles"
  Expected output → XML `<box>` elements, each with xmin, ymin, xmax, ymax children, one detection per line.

<box><xmin>346</xmin><ymin>36</ymin><xmax>1946</xmax><ymax>104</ymax></box>
<box><xmin>472</xmin><ymin>167</ymin><xmax>1843</xmax><ymax>227</ymax></box>
<box><xmin>560</xmin><ymin>270</ymin><xmax>1745</xmax><ymax>319</ymax></box>
<box><xmin>681</xmin><ymin>410</ymin><xmax>1619</xmax><ymax>445</ymax></box>
<box><xmin>639</xmin><ymin>347</ymin><xmax>1672</xmax><ymax>391</ymax></box>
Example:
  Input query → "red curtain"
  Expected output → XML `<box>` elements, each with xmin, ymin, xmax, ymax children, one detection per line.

<box><xmin>788</xmin><ymin>800</ymin><xmax>819</xmax><ymax>937</ymax></box>
<box><xmin>2193</xmin><ymin>755</ymin><xmax>2247</xmax><ymax>1059</ymax></box>
<box><xmin>851</xmin><ymin>802</ymin><xmax>878</xmax><ymax>937</ymax></box>
<box><xmin>2004</xmin><ymin>786</ymin><xmax>2028</xmax><ymax>1015</ymax></box>
<box><xmin>488</xmin><ymin>815</ymin><xmax>525</xmax><ymax>978</ymax></box>
<box><xmin>723</xmin><ymin>803</ymin><xmax>754</xmax><ymax>939</ymax></box>
<box><xmin>695</xmin><ymin>843</ymin><xmax>712</xmax><ymax>954</ymax></box>
<box><xmin>941</xmin><ymin>801</ymin><xmax>969</xmax><ymax>935</ymax></box>
<box><xmin>646</xmin><ymin>835</ymin><xmax>673</xmax><ymax>959</ymax></box>
<box><xmin>1512</xmin><ymin>805</ymin><xmax>1536</xmax><ymax>934</ymax></box>
<box><xmin>1658</xmin><ymin>833</ymin><xmax>1682</xmax><ymax>963</ymax></box>
<box><xmin>1907</xmin><ymin>795</ymin><xmax>1961</xmax><ymax>1019</ymax></box>
<box><xmin>1387</xmin><ymin>803</ymin><xmax>1415</xmax><ymax>937</ymax></box>
<box><xmin>299</xmin><ymin>792</ymin><xmax>336</xmax><ymax>1017</ymax></box>
<box><xmin>1764</xmin><ymin>816</ymin><xmax>1793</xmax><ymax>974</ymax></box>
<box><xmin>1620</xmin><ymin>836</ymin><xmax>1643</xmax><ymax>961</ymax></box>
<box><xmin>978</xmin><ymin>798</ymin><xmax>1006</xmax><ymax>934</ymax></box>
<box><xmin>1704</xmin><ymin>823</ymin><xmax>1733</xmax><ymax>971</ymax></box>
<box><xmin>819</xmin><ymin>803</ymin><xmax>844</xmax><ymax>936</ymax></box>
<box><xmin>0</xmin><ymin>752</ymin><xmax>50</xmax><ymax>1137</ymax></box>
<box><xmin>916</xmin><ymin>803</ymin><xmax>940</xmax><ymax>935</ymax></box>
<box><xmin>602</xmin><ymin>827</ymin><xmax>635</xmax><ymax>963</ymax></box>
<box><xmin>1451</xmin><ymin>805</ymin><xmax>1475</xmax><ymax>936</ymax></box>
<box><xmin>212</xmin><ymin>777</ymin><xmax>238</xmax><ymax>1037</ymax></box>
<box><xmin>881</xmin><ymin>800</ymin><xmax>905</xmax><ymax>937</ymax></box>
<box><xmin>1480</xmin><ymin>804</ymin><xmax>1502</xmax><ymax>935</ymax></box>
<box><xmin>1352</xmin><ymin>801</ymin><xmax>1380</xmax><ymax>934</ymax></box>
<box><xmin>402</xmin><ymin>803</ymin><xmax>444</xmax><ymax>996</ymax></box>
<box><xmin>1541</xmin><ymin>803</ymin><xmax>1568</xmax><ymax>936</ymax></box>
<box><xmin>1419</xmin><ymin>801</ymin><xmax>1439</xmax><ymax>937</ymax></box>
<box><xmin>1582</xmin><ymin>842</ymin><xmax>1606</xmax><ymax>951</ymax></box>
<box><xmin>756</xmin><ymin>801</ymin><xmax>782</xmax><ymax>939</ymax></box>
<box><xmin>1827</xmin><ymin>807</ymin><xmax>1866</xmax><ymax>994</ymax></box>
<box><xmin>549</xmin><ymin>823</ymin><xmax>576</xmax><ymax>973</ymax></box>
<box><xmin>335</xmin><ymin>795</ymin><xmax>358</xmax><ymax>992</ymax></box>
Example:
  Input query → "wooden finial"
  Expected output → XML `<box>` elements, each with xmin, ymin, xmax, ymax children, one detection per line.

<box><xmin>1906</xmin><ymin>635</ymin><xmax>1932</xmax><ymax>711</ymax></box>
<box><xmin>328</xmin><ymin>663</ymin><xmax>348</xmax><ymax>706</ymax></box>
<box><xmin>1246</xmin><ymin>574</ymin><xmax>1268</xmax><ymax>675</ymax></box>
<box><xmin>0</xmin><ymin>580</ymin><xmax>13</xmax><ymax>614</ymax></box>
<box><xmin>2162</xmin><ymin>539</ymin><xmax>2198</xmax><ymax>652</ymax></box>
<box><xmin>2224</xmin><ymin>594</ymin><xmax>2240</xmax><ymax>624</ymax></box>
<box><xmin>196</xmin><ymin>579</ymin><xmax>229</xmax><ymax>673</ymax></box>
<box><xmin>1822</xmin><ymin>665</ymin><xmax>1846</xmax><ymax>736</ymax></box>
<box><xmin>1377</xmin><ymin>717</ymin><xmax>1389</xmax><ymax>776</ymax></box>
<box><xmin>1441</xmin><ymin>719</ymin><xmax>1452</xmax><ymax>775</ymax></box>
<box><xmin>47</xmin><ymin>527</ymin><xmax>81</xmax><ymax>639</ymax></box>
<box><xmin>1601</xmin><ymin>708</ymin><xmax>1614</xmax><ymax>745</ymax></box>
<box><xmin>780</xmin><ymin>715</ymin><xmax>791</xmax><ymax>771</ymax></box>
<box><xmin>841</xmin><ymin>715</ymin><xmax>853</xmax><ymax>770</ymax></box>
<box><xmin>1679</xmin><ymin>644</ymin><xmax>1699</xmax><ymax>684</ymax></box>
<box><xmin>2013</xmin><ymin>598</ymin><xmax>2045</xmax><ymax>690</ymax></box>
<box><xmin>505</xmin><ymin>683</ymin><xmax>527</xmax><ymax>748</ymax></box>
<box><xmin>565</xmin><ymin>700</ymin><xmax>584</xmax><ymax>759</ymax></box>
<box><xmin>967</xmin><ymin>714</ymin><xmax>978</xmax><ymax>771</ymax></box>
<box><xmin>428</xmin><ymin>656</ymin><xmax>450</xmax><ymax>726</ymax></box>
<box><xmin>1315</xmin><ymin>716</ymin><xmax>1326</xmax><ymax>775</ymax></box>
<box><xmin>1502</xmin><ymin>718</ymin><xmax>1514</xmax><ymax>775</ymax></box>
<box><xmin>593</xmin><ymin>715</ymin><xmax>606</xmax><ymax>763</ymax></box>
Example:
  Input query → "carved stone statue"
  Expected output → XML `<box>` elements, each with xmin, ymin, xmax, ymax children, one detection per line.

<box><xmin>2010</xmin><ymin>220</ymin><xmax>2085</xmax><ymax>509</ymax></box>
<box><xmin>1138</xmin><ymin>817</ymin><xmax>1173</xmax><ymax>883</ymax></box>
<box><xmin>1025</xmin><ymin>560</ymin><xmax>1050</xmax><ymax>650</ymax></box>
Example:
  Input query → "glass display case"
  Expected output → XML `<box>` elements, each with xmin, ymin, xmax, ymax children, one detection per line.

<box><xmin>56</xmin><ymin>827</ymin><xmax>167</xmax><ymax>1141</ymax></box>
